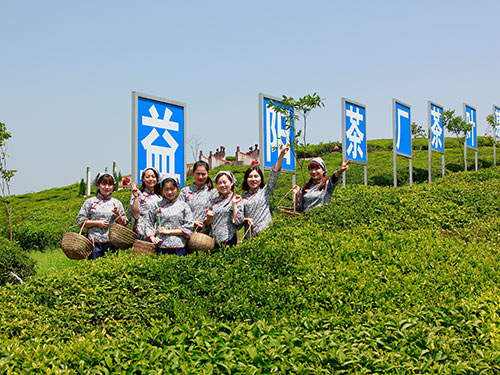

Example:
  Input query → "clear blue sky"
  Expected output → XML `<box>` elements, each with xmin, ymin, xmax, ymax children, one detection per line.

<box><xmin>1</xmin><ymin>0</ymin><xmax>499</xmax><ymax>194</ymax></box>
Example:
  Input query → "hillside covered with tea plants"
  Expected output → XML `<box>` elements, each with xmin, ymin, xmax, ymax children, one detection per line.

<box><xmin>0</xmin><ymin>136</ymin><xmax>497</xmax><ymax>252</ymax></box>
<box><xmin>1</xmin><ymin>165</ymin><xmax>500</xmax><ymax>373</ymax></box>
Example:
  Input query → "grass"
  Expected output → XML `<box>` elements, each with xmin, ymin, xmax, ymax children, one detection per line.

<box><xmin>28</xmin><ymin>247</ymin><xmax>79</xmax><ymax>278</ymax></box>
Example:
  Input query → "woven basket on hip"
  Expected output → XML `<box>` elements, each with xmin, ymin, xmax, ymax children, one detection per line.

<box><xmin>109</xmin><ymin>222</ymin><xmax>138</xmax><ymax>250</ymax></box>
<box><xmin>132</xmin><ymin>240</ymin><xmax>156</xmax><ymax>255</ymax></box>
<box><xmin>61</xmin><ymin>224</ymin><xmax>93</xmax><ymax>260</ymax></box>
<box><xmin>188</xmin><ymin>230</ymin><xmax>214</xmax><ymax>253</ymax></box>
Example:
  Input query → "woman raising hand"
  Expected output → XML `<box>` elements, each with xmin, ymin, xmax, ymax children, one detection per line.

<box><xmin>293</xmin><ymin>157</ymin><xmax>350</xmax><ymax>212</ymax></box>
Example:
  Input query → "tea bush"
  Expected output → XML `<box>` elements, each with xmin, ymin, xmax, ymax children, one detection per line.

<box><xmin>1</xmin><ymin>168</ymin><xmax>500</xmax><ymax>372</ymax></box>
<box><xmin>1</xmin><ymin>139</ymin><xmax>497</xmax><ymax>252</ymax></box>
<box><xmin>0</xmin><ymin>238</ymin><xmax>35</xmax><ymax>286</ymax></box>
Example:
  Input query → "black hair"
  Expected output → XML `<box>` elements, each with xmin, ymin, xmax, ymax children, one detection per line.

<box><xmin>159</xmin><ymin>177</ymin><xmax>180</xmax><ymax>198</ymax></box>
<box><xmin>160</xmin><ymin>177</ymin><xmax>179</xmax><ymax>189</ymax></box>
<box><xmin>140</xmin><ymin>168</ymin><xmax>160</xmax><ymax>193</ymax></box>
<box><xmin>215</xmin><ymin>172</ymin><xmax>235</xmax><ymax>192</ymax></box>
<box><xmin>192</xmin><ymin>160</ymin><xmax>213</xmax><ymax>190</ymax></box>
<box><xmin>95</xmin><ymin>174</ymin><xmax>114</xmax><ymax>196</ymax></box>
<box><xmin>242</xmin><ymin>166</ymin><xmax>265</xmax><ymax>191</ymax></box>
<box><xmin>302</xmin><ymin>161</ymin><xmax>328</xmax><ymax>194</ymax></box>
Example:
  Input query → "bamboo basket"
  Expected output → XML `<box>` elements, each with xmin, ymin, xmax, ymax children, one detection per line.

<box><xmin>188</xmin><ymin>230</ymin><xmax>214</xmax><ymax>253</ymax></box>
<box><xmin>109</xmin><ymin>222</ymin><xmax>138</xmax><ymax>250</ymax></box>
<box><xmin>277</xmin><ymin>206</ymin><xmax>301</xmax><ymax>217</ymax></box>
<box><xmin>61</xmin><ymin>224</ymin><xmax>93</xmax><ymax>260</ymax></box>
<box><xmin>132</xmin><ymin>240</ymin><xmax>156</xmax><ymax>255</ymax></box>
<box><xmin>275</xmin><ymin>187</ymin><xmax>301</xmax><ymax>217</ymax></box>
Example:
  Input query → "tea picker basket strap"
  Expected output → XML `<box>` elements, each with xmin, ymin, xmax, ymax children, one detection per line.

<box><xmin>243</xmin><ymin>224</ymin><xmax>253</xmax><ymax>238</ymax></box>
<box><xmin>276</xmin><ymin>187</ymin><xmax>295</xmax><ymax>208</ymax></box>
<box><xmin>79</xmin><ymin>220</ymin><xmax>87</xmax><ymax>236</ymax></box>
<box><xmin>80</xmin><ymin>219</ymin><xmax>95</xmax><ymax>246</ymax></box>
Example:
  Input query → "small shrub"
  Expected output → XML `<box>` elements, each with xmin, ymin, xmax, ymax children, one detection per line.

<box><xmin>78</xmin><ymin>179</ymin><xmax>86</xmax><ymax>196</ymax></box>
<box><xmin>0</xmin><ymin>238</ymin><xmax>35</xmax><ymax>285</ymax></box>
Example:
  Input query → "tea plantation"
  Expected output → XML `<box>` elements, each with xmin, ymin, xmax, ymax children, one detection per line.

<box><xmin>1</xmin><ymin>142</ymin><xmax>500</xmax><ymax>373</ymax></box>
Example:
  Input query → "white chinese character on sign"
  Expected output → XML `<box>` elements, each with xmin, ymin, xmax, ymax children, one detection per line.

<box><xmin>430</xmin><ymin>107</ymin><xmax>442</xmax><ymax>149</ymax></box>
<box><xmin>266</xmin><ymin>107</ymin><xmax>291</xmax><ymax>165</ymax></box>
<box><xmin>396</xmin><ymin>108</ymin><xmax>409</xmax><ymax>150</ymax></box>
<box><xmin>495</xmin><ymin>109</ymin><xmax>500</xmax><ymax>141</ymax></box>
<box><xmin>141</xmin><ymin>105</ymin><xmax>180</xmax><ymax>181</ymax></box>
<box><xmin>466</xmin><ymin>111</ymin><xmax>475</xmax><ymax>147</ymax></box>
<box><xmin>345</xmin><ymin>105</ymin><xmax>364</xmax><ymax>159</ymax></box>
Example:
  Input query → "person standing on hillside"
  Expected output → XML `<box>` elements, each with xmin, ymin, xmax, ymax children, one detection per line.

<box><xmin>144</xmin><ymin>174</ymin><xmax>194</xmax><ymax>256</ymax></box>
<box><xmin>292</xmin><ymin>158</ymin><xmax>350</xmax><ymax>212</ymax></box>
<box><xmin>204</xmin><ymin>171</ymin><xmax>244</xmax><ymax>249</ymax></box>
<box><xmin>76</xmin><ymin>173</ymin><xmax>128</xmax><ymax>259</ymax></box>
<box><xmin>240</xmin><ymin>145</ymin><xmax>290</xmax><ymax>238</ymax></box>
<box><xmin>178</xmin><ymin>160</ymin><xmax>218</xmax><ymax>232</ymax></box>
<box><xmin>129</xmin><ymin>167</ymin><xmax>161</xmax><ymax>238</ymax></box>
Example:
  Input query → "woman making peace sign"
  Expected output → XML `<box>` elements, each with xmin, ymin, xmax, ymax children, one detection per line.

<box><xmin>240</xmin><ymin>145</ymin><xmax>290</xmax><ymax>238</ymax></box>
<box><xmin>293</xmin><ymin>157</ymin><xmax>350</xmax><ymax>212</ymax></box>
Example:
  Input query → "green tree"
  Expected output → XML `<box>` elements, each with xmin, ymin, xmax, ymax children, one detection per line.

<box><xmin>411</xmin><ymin>122</ymin><xmax>426</xmax><ymax>139</ymax></box>
<box><xmin>441</xmin><ymin>109</ymin><xmax>472</xmax><ymax>170</ymax></box>
<box><xmin>486</xmin><ymin>114</ymin><xmax>497</xmax><ymax>144</ymax></box>
<box><xmin>78</xmin><ymin>178</ymin><xmax>86</xmax><ymax>196</ymax></box>
<box><xmin>267</xmin><ymin>93</ymin><xmax>325</xmax><ymax>183</ymax></box>
<box><xmin>0</xmin><ymin>122</ymin><xmax>16</xmax><ymax>241</ymax></box>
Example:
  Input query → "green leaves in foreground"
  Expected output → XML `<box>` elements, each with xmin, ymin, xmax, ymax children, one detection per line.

<box><xmin>1</xmin><ymin>168</ymin><xmax>500</xmax><ymax>372</ymax></box>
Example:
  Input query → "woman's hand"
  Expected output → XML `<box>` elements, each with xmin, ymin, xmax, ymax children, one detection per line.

<box><xmin>205</xmin><ymin>210</ymin><xmax>214</xmax><ymax>226</ymax></box>
<box><xmin>131</xmin><ymin>182</ymin><xmax>140</xmax><ymax>199</ymax></box>
<box><xmin>97</xmin><ymin>220</ymin><xmax>109</xmax><ymax>229</ymax></box>
<box><xmin>335</xmin><ymin>159</ymin><xmax>351</xmax><ymax>177</ymax></box>
<box><xmin>193</xmin><ymin>221</ymin><xmax>204</xmax><ymax>230</ymax></box>
<box><xmin>279</xmin><ymin>144</ymin><xmax>290</xmax><ymax>159</ymax></box>
<box><xmin>150</xmin><ymin>236</ymin><xmax>161</xmax><ymax>245</ymax></box>
<box><xmin>158</xmin><ymin>227</ymin><xmax>169</xmax><ymax>235</ymax></box>
<box><xmin>112</xmin><ymin>203</ymin><xmax>120</xmax><ymax>216</ymax></box>
<box><xmin>292</xmin><ymin>185</ymin><xmax>300</xmax><ymax>194</ymax></box>
<box><xmin>112</xmin><ymin>204</ymin><xmax>126</xmax><ymax>225</ymax></box>
<box><xmin>232</xmin><ymin>195</ymin><xmax>242</xmax><ymax>204</ymax></box>
<box><xmin>273</xmin><ymin>144</ymin><xmax>291</xmax><ymax>171</ymax></box>
<box><xmin>244</xmin><ymin>217</ymin><xmax>255</xmax><ymax>228</ymax></box>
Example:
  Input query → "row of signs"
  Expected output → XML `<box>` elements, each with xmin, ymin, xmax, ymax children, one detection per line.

<box><xmin>131</xmin><ymin>91</ymin><xmax>500</xmax><ymax>186</ymax></box>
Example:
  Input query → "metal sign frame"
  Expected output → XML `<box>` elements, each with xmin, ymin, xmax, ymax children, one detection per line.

<box><xmin>341</xmin><ymin>97</ymin><xmax>367</xmax><ymax>186</ymax></box>
<box><xmin>428</xmin><ymin>101</ymin><xmax>445</xmax><ymax>183</ymax></box>
<box><xmin>493</xmin><ymin>105</ymin><xmax>500</xmax><ymax>167</ymax></box>
<box><xmin>392</xmin><ymin>99</ymin><xmax>412</xmax><ymax>187</ymax></box>
<box><xmin>258</xmin><ymin>93</ymin><xmax>295</xmax><ymax>175</ymax></box>
<box><xmin>464</xmin><ymin>103</ymin><xmax>478</xmax><ymax>171</ymax></box>
<box><xmin>132</xmin><ymin>91</ymin><xmax>186</xmax><ymax>187</ymax></box>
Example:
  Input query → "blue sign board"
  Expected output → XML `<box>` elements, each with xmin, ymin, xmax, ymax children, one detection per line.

<box><xmin>259</xmin><ymin>94</ymin><xmax>295</xmax><ymax>172</ymax></box>
<box><xmin>495</xmin><ymin>106</ymin><xmax>500</xmax><ymax>143</ymax></box>
<box><xmin>429</xmin><ymin>103</ymin><xmax>444</xmax><ymax>153</ymax></box>
<box><xmin>465</xmin><ymin>105</ymin><xmax>477</xmax><ymax>150</ymax></box>
<box><xmin>132</xmin><ymin>92</ymin><xmax>186</xmax><ymax>186</ymax></box>
<box><xmin>343</xmin><ymin>99</ymin><xmax>367</xmax><ymax>164</ymax></box>
<box><xmin>394</xmin><ymin>100</ymin><xmax>412</xmax><ymax>158</ymax></box>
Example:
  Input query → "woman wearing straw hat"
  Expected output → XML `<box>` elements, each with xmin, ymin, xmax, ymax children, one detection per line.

<box><xmin>179</xmin><ymin>160</ymin><xmax>217</xmax><ymax>232</ymax></box>
<box><xmin>144</xmin><ymin>174</ymin><xmax>194</xmax><ymax>256</ymax></box>
<box><xmin>292</xmin><ymin>157</ymin><xmax>350</xmax><ymax>212</ymax></box>
<box><xmin>240</xmin><ymin>144</ymin><xmax>290</xmax><ymax>238</ymax></box>
<box><xmin>129</xmin><ymin>167</ymin><xmax>161</xmax><ymax>238</ymax></box>
<box><xmin>205</xmin><ymin>171</ymin><xmax>244</xmax><ymax>249</ymax></box>
<box><xmin>76</xmin><ymin>172</ymin><xmax>128</xmax><ymax>259</ymax></box>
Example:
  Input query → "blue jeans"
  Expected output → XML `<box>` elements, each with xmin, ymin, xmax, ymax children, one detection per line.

<box><xmin>89</xmin><ymin>242</ymin><xmax>118</xmax><ymax>260</ymax></box>
<box><xmin>157</xmin><ymin>247</ymin><xmax>187</xmax><ymax>256</ymax></box>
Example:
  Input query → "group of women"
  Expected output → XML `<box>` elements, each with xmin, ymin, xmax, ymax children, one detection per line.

<box><xmin>76</xmin><ymin>146</ymin><xmax>350</xmax><ymax>259</ymax></box>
